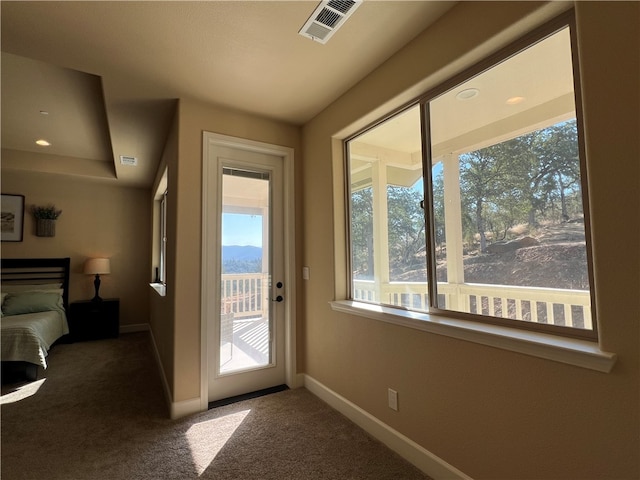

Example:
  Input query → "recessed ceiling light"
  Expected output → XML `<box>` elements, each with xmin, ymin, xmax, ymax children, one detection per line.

<box><xmin>506</xmin><ymin>96</ymin><xmax>525</xmax><ymax>105</ymax></box>
<box><xmin>35</xmin><ymin>139</ymin><xmax>51</xmax><ymax>146</ymax></box>
<box><xmin>456</xmin><ymin>88</ymin><xmax>480</xmax><ymax>101</ymax></box>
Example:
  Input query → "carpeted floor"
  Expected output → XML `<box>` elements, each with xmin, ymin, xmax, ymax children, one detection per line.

<box><xmin>1</xmin><ymin>332</ymin><xmax>430</xmax><ymax>479</ymax></box>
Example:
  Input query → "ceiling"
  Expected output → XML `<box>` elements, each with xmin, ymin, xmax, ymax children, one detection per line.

<box><xmin>353</xmin><ymin>26</ymin><xmax>575</xmax><ymax>157</ymax></box>
<box><xmin>1</xmin><ymin>1</ymin><xmax>456</xmax><ymax>188</ymax></box>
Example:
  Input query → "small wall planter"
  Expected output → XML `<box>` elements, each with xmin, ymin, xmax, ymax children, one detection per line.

<box><xmin>36</xmin><ymin>218</ymin><xmax>56</xmax><ymax>237</ymax></box>
<box><xmin>30</xmin><ymin>204</ymin><xmax>62</xmax><ymax>238</ymax></box>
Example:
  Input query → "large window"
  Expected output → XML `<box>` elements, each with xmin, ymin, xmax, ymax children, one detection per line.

<box><xmin>347</xmin><ymin>18</ymin><xmax>595</xmax><ymax>339</ymax></box>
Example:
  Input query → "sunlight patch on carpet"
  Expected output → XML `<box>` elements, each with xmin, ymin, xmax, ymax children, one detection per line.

<box><xmin>186</xmin><ymin>409</ymin><xmax>251</xmax><ymax>475</ymax></box>
<box><xmin>0</xmin><ymin>379</ymin><xmax>46</xmax><ymax>404</ymax></box>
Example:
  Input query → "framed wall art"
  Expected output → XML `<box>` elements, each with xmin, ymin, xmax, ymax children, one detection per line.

<box><xmin>1</xmin><ymin>194</ymin><xmax>25</xmax><ymax>242</ymax></box>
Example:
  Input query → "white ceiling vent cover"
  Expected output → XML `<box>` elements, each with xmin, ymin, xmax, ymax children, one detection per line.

<box><xmin>299</xmin><ymin>0</ymin><xmax>362</xmax><ymax>44</ymax></box>
<box><xmin>120</xmin><ymin>155</ymin><xmax>138</xmax><ymax>166</ymax></box>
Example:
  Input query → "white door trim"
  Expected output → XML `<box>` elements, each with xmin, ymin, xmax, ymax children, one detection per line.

<box><xmin>201</xmin><ymin>131</ymin><xmax>297</xmax><ymax>410</ymax></box>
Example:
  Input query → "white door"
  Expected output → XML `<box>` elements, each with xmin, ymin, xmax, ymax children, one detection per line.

<box><xmin>204</xmin><ymin>142</ymin><xmax>287</xmax><ymax>402</ymax></box>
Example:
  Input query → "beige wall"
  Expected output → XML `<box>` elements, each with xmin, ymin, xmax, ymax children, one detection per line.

<box><xmin>156</xmin><ymin>98</ymin><xmax>302</xmax><ymax>403</ymax></box>
<box><xmin>302</xmin><ymin>2</ymin><xmax>639</xmax><ymax>479</ymax></box>
<box><xmin>149</xmin><ymin>108</ymin><xmax>177</xmax><ymax>402</ymax></box>
<box><xmin>1</xmin><ymin>170</ymin><xmax>151</xmax><ymax>329</ymax></box>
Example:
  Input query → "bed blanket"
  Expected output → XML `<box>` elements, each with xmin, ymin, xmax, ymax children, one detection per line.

<box><xmin>1</xmin><ymin>310</ymin><xmax>69</xmax><ymax>368</ymax></box>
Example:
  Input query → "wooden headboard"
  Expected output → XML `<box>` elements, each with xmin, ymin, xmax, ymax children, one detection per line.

<box><xmin>1</xmin><ymin>258</ymin><xmax>71</xmax><ymax>310</ymax></box>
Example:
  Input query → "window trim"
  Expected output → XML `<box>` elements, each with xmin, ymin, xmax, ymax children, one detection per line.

<box><xmin>330</xmin><ymin>300</ymin><xmax>616</xmax><ymax>373</ymax></box>
<box><xmin>344</xmin><ymin>10</ymin><xmax>600</xmax><ymax>342</ymax></box>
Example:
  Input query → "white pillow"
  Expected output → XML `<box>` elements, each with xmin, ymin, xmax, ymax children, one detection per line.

<box><xmin>2</xmin><ymin>291</ymin><xmax>64</xmax><ymax>316</ymax></box>
<box><xmin>1</xmin><ymin>283</ymin><xmax>63</xmax><ymax>293</ymax></box>
<box><xmin>0</xmin><ymin>292</ymin><xmax>7</xmax><ymax>316</ymax></box>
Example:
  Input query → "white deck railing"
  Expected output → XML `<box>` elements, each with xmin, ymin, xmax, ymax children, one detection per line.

<box><xmin>221</xmin><ymin>273</ymin><xmax>269</xmax><ymax>318</ymax></box>
<box><xmin>353</xmin><ymin>279</ymin><xmax>592</xmax><ymax>329</ymax></box>
<box><xmin>221</xmin><ymin>273</ymin><xmax>592</xmax><ymax>330</ymax></box>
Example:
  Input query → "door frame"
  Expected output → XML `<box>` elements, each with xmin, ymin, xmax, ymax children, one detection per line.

<box><xmin>201</xmin><ymin>131</ymin><xmax>298</xmax><ymax>409</ymax></box>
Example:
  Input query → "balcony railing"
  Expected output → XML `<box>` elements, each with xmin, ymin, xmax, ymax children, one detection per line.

<box><xmin>220</xmin><ymin>273</ymin><xmax>592</xmax><ymax>330</ymax></box>
<box><xmin>353</xmin><ymin>279</ymin><xmax>592</xmax><ymax>330</ymax></box>
<box><xmin>221</xmin><ymin>273</ymin><xmax>269</xmax><ymax>318</ymax></box>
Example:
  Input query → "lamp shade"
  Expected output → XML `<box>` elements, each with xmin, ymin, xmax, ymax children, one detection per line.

<box><xmin>84</xmin><ymin>258</ymin><xmax>111</xmax><ymax>275</ymax></box>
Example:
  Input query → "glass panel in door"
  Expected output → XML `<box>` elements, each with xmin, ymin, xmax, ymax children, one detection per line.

<box><xmin>219</xmin><ymin>168</ymin><xmax>272</xmax><ymax>374</ymax></box>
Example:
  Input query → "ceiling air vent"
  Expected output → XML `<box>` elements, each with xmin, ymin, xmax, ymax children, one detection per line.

<box><xmin>299</xmin><ymin>0</ymin><xmax>362</xmax><ymax>44</ymax></box>
<box><xmin>120</xmin><ymin>155</ymin><xmax>138</xmax><ymax>166</ymax></box>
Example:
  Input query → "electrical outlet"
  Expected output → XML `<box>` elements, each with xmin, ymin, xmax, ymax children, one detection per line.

<box><xmin>302</xmin><ymin>266</ymin><xmax>310</xmax><ymax>280</ymax></box>
<box><xmin>388</xmin><ymin>388</ymin><xmax>398</xmax><ymax>411</ymax></box>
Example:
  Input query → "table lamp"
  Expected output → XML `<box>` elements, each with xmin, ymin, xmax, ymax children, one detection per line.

<box><xmin>84</xmin><ymin>258</ymin><xmax>111</xmax><ymax>302</ymax></box>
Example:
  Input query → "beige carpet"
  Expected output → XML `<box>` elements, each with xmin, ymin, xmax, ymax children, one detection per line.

<box><xmin>1</xmin><ymin>332</ymin><xmax>430</xmax><ymax>480</ymax></box>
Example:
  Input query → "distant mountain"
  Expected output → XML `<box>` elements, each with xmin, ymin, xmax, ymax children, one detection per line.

<box><xmin>222</xmin><ymin>245</ymin><xmax>262</xmax><ymax>262</ymax></box>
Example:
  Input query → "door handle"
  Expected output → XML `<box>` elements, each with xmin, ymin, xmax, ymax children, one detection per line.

<box><xmin>272</xmin><ymin>295</ymin><xmax>284</xmax><ymax>303</ymax></box>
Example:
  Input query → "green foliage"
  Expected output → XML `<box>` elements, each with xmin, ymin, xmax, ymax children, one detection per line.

<box><xmin>351</xmin><ymin>187</ymin><xmax>374</xmax><ymax>279</ymax></box>
<box><xmin>432</xmin><ymin>171</ymin><xmax>445</xmax><ymax>245</ymax></box>
<box><xmin>30</xmin><ymin>204</ymin><xmax>62</xmax><ymax>219</ymax></box>
<box><xmin>457</xmin><ymin>120</ymin><xmax>582</xmax><ymax>251</ymax></box>
<box><xmin>222</xmin><ymin>258</ymin><xmax>262</xmax><ymax>274</ymax></box>
<box><xmin>349</xmin><ymin>120</ymin><xmax>584</xmax><ymax>278</ymax></box>
<box><xmin>387</xmin><ymin>186</ymin><xmax>426</xmax><ymax>276</ymax></box>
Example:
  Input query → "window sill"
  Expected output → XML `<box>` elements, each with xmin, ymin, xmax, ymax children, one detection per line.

<box><xmin>150</xmin><ymin>283</ymin><xmax>166</xmax><ymax>297</ymax></box>
<box><xmin>330</xmin><ymin>300</ymin><xmax>617</xmax><ymax>373</ymax></box>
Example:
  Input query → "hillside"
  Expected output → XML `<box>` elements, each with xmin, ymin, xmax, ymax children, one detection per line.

<box><xmin>222</xmin><ymin>245</ymin><xmax>263</xmax><ymax>274</ymax></box>
<box><xmin>399</xmin><ymin>223</ymin><xmax>590</xmax><ymax>290</ymax></box>
<box><xmin>222</xmin><ymin>245</ymin><xmax>262</xmax><ymax>262</ymax></box>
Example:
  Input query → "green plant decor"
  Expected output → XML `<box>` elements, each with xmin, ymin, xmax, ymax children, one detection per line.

<box><xmin>30</xmin><ymin>205</ymin><xmax>62</xmax><ymax>220</ymax></box>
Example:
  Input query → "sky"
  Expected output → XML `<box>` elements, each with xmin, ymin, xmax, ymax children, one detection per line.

<box><xmin>222</xmin><ymin>213</ymin><xmax>263</xmax><ymax>247</ymax></box>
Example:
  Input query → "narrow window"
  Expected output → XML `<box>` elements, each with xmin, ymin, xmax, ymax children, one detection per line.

<box><xmin>152</xmin><ymin>167</ymin><xmax>168</xmax><ymax>291</ymax></box>
<box><xmin>159</xmin><ymin>189</ymin><xmax>168</xmax><ymax>284</ymax></box>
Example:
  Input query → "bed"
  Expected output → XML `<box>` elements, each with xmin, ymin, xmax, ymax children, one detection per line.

<box><xmin>1</xmin><ymin>257</ymin><xmax>70</xmax><ymax>379</ymax></box>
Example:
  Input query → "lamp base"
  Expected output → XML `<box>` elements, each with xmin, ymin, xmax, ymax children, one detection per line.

<box><xmin>92</xmin><ymin>274</ymin><xmax>103</xmax><ymax>302</ymax></box>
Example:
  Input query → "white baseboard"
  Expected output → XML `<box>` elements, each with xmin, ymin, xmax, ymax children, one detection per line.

<box><xmin>291</xmin><ymin>372</ymin><xmax>306</xmax><ymax>390</ymax></box>
<box><xmin>170</xmin><ymin>396</ymin><xmax>203</xmax><ymax>420</ymax></box>
<box><xmin>303</xmin><ymin>375</ymin><xmax>471</xmax><ymax>480</ymax></box>
<box><xmin>148</xmin><ymin>328</ymin><xmax>173</xmax><ymax>416</ymax></box>
<box><xmin>120</xmin><ymin>323</ymin><xmax>150</xmax><ymax>334</ymax></box>
<box><xmin>148</xmin><ymin>328</ymin><xmax>201</xmax><ymax>419</ymax></box>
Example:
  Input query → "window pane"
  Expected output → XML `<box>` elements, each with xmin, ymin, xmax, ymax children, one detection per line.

<box><xmin>348</xmin><ymin>105</ymin><xmax>428</xmax><ymax>312</ymax></box>
<box><xmin>428</xmin><ymin>27</ymin><xmax>593</xmax><ymax>330</ymax></box>
<box><xmin>159</xmin><ymin>191</ymin><xmax>167</xmax><ymax>284</ymax></box>
<box><xmin>220</xmin><ymin>169</ymin><xmax>271</xmax><ymax>373</ymax></box>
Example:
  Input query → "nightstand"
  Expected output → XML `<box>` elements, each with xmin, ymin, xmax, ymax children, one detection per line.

<box><xmin>69</xmin><ymin>299</ymin><xmax>119</xmax><ymax>342</ymax></box>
